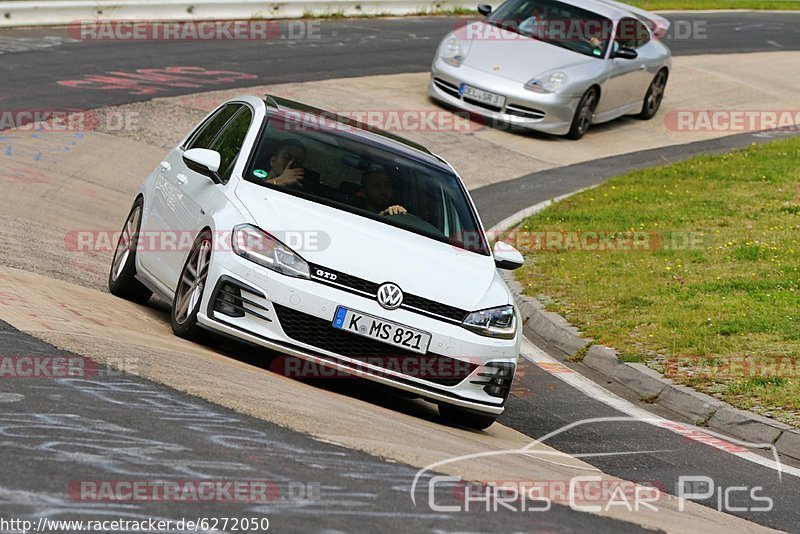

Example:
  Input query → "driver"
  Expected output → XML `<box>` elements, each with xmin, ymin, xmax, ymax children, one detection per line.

<box><xmin>266</xmin><ymin>139</ymin><xmax>306</xmax><ymax>186</ymax></box>
<box><xmin>361</xmin><ymin>169</ymin><xmax>407</xmax><ymax>216</ymax></box>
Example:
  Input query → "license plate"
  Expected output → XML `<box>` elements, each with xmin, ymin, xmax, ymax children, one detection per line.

<box><xmin>460</xmin><ymin>84</ymin><xmax>505</xmax><ymax>108</ymax></box>
<box><xmin>332</xmin><ymin>306</ymin><xmax>431</xmax><ymax>355</ymax></box>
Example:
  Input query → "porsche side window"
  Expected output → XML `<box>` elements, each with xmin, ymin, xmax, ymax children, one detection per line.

<box><xmin>208</xmin><ymin>107</ymin><xmax>253</xmax><ymax>181</ymax></box>
<box><xmin>186</xmin><ymin>104</ymin><xmax>242</xmax><ymax>150</ymax></box>
<box><xmin>615</xmin><ymin>18</ymin><xmax>638</xmax><ymax>50</ymax></box>
<box><xmin>634</xmin><ymin>20</ymin><xmax>651</xmax><ymax>48</ymax></box>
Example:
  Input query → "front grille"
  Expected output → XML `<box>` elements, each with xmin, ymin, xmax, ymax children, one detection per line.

<box><xmin>309</xmin><ymin>263</ymin><xmax>378</xmax><ymax>295</ymax></box>
<box><xmin>402</xmin><ymin>294</ymin><xmax>469</xmax><ymax>322</ymax></box>
<box><xmin>505</xmin><ymin>104</ymin><xmax>545</xmax><ymax>120</ymax></box>
<box><xmin>308</xmin><ymin>263</ymin><xmax>469</xmax><ymax>323</ymax></box>
<box><xmin>274</xmin><ymin>303</ymin><xmax>477</xmax><ymax>387</ymax></box>
<box><xmin>433</xmin><ymin>77</ymin><xmax>461</xmax><ymax>98</ymax></box>
<box><xmin>463</xmin><ymin>97</ymin><xmax>502</xmax><ymax>113</ymax></box>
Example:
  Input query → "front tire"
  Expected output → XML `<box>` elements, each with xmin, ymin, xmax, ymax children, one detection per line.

<box><xmin>639</xmin><ymin>69</ymin><xmax>668</xmax><ymax>120</ymax></box>
<box><xmin>108</xmin><ymin>197</ymin><xmax>152</xmax><ymax>304</ymax></box>
<box><xmin>439</xmin><ymin>404</ymin><xmax>497</xmax><ymax>430</ymax></box>
<box><xmin>171</xmin><ymin>231</ymin><xmax>212</xmax><ymax>340</ymax></box>
<box><xmin>566</xmin><ymin>87</ymin><xmax>598</xmax><ymax>140</ymax></box>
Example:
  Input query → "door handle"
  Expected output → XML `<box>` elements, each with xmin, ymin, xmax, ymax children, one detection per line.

<box><xmin>176</xmin><ymin>174</ymin><xmax>187</xmax><ymax>186</ymax></box>
<box><xmin>160</xmin><ymin>161</ymin><xmax>171</xmax><ymax>172</ymax></box>
<box><xmin>639</xmin><ymin>64</ymin><xmax>647</xmax><ymax>70</ymax></box>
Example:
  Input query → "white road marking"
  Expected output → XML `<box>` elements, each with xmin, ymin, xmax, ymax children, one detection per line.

<box><xmin>520</xmin><ymin>338</ymin><xmax>800</xmax><ymax>480</ymax></box>
<box><xmin>0</xmin><ymin>36</ymin><xmax>76</xmax><ymax>55</ymax></box>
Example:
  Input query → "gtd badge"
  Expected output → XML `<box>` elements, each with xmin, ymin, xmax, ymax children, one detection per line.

<box><xmin>377</xmin><ymin>282</ymin><xmax>403</xmax><ymax>310</ymax></box>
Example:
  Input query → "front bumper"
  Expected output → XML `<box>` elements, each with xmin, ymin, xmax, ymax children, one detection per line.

<box><xmin>429</xmin><ymin>58</ymin><xmax>580</xmax><ymax>136</ymax></box>
<box><xmin>196</xmin><ymin>254</ymin><xmax>520</xmax><ymax>415</ymax></box>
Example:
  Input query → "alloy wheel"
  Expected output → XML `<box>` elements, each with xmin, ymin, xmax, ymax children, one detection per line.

<box><xmin>111</xmin><ymin>205</ymin><xmax>141</xmax><ymax>282</ymax></box>
<box><xmin>174</xmin><ymin>238</ymin><xmax>211</xmax><ymax>325</ymax></box>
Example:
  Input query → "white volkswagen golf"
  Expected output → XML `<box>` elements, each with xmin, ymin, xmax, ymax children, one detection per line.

<box><xmin>109</xmin><ymin>95</ymin><xmax>524</xmax><ymax>429</ymax></box>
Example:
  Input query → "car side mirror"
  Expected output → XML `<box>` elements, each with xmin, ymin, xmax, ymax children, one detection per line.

<box><xmin>493</xmin><ymin>241</ymin><xmax>524</xmax><ymax>270</ymax></box>
<box><xmin>613</xmin><ymin>47</ymin><xmax>638</xmax><ymax>60</ymax></box>
<box><xmin>477</xmin><ymin>3</ymin><xmax>492</xmax><ymax>16</ymax></box>
<box><xmin>183</xmin><ymin>148</ymin><xmax>222</xmax><ymax>184</ymax></box>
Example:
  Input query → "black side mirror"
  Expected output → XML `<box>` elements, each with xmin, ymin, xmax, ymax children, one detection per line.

<box><xmin>613</xmin><ymin>47</ymin><xmax>638</xmax><ymax>60</ymax></box>
<box><xmin>477</xmin><ymin>4</ymin><xmax>492</xmax><ymax>16</ymax></box>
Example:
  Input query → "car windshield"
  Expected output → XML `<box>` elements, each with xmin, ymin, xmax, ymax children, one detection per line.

<box><xmin>244</xmin><ymin>113</ymin><xmax>490</xmax><ymax>255</ymax></box>
<box><xmin>486</xmin><ymin>0</ymin><xmax>613</xmax><ymax>58</ymax></box>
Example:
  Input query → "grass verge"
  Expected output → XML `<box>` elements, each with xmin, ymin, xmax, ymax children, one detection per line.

<box><xmin>514</xmin><ymin>135</ymin><xmax>800</xmax><ymax>426</ymax></box>
<box><xmin>626</xmin><ymin>0</ymin><xmax>800</xmax><ymax>11</ymax></box>
<box><xmin>629</xmin><ymin>0</ymin><xmax>800</xmax><ymax>9</ymax></box>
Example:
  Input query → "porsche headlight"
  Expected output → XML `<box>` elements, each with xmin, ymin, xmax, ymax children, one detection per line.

<box><xmin>524</xmin><ymin>71</ymin><xmax>568</xmax><ymax>93</ymax></box>
<box><xmin>440</xmin><ymin>36</ymin><xmax>466</xmax><ymax>67</ymax></box>
<box><xmin>462</xmin><ymin>305</ymin><xmax>517</xmax><ymax>339</ymax></box>
<box><xmin>232</xmin><ymin>224</ymin><xmax>310</xmax><ymax>279</ymax></box>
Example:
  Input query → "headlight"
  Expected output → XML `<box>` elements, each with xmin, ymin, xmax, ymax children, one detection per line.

<box><xmin>232</xmin><ymin>224</ymin><xmax>310</xmax><ymax>279</ymax></box>
<box><xmin>440</xmin><ymin>37</ymin><xmax>466</xmax><ymax>67</ymax></box>
<box><xmin>462</xmin><ymin>305</ymin><xmax>517</xmax><ymax>339</ymax></box>
<box><xmin>524</xmin><ymin>71</ymin><xmax>568</xmax><ymax>93</ymax></box>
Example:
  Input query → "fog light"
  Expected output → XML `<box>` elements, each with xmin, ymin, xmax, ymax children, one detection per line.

<box><xmin>471</xmin><ymin>362</ymin><xmax>515</xmax><ymax>399</ymax></box>
<box><xmin>215</xmin><ymin>283</ymin><xmax>244</xmax><ymax>317</ymax></box>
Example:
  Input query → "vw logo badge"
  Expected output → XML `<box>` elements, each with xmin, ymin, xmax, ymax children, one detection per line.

<box><xmin>377</xmin><ymin>282</ymin><xmax>403</xmax><ymax>310</ymax></box>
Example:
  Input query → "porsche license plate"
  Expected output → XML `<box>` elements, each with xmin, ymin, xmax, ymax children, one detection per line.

<box><xmin>460</xmin><ymin>84</ymin><xmax>505</xmax><ymax>108</ymax></box>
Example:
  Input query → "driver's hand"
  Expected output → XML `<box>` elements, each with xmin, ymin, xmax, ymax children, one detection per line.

<box><xmin>271</xmin><ymin>165</ymin><xmax>304</xmax><ymax>186</ymax></box>
<box><xmin>380</xmin><ymin>205</ymin><xmax>407</xmax><ymax>216</ymax></box>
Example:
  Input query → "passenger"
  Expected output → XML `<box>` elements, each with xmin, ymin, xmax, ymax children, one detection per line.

<box><xmin>265</xmin><ymin>139</ymin><xmax>306</xmax><ymax>186</ymax></box>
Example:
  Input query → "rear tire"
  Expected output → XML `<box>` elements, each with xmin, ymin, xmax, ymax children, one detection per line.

<box><xmin>439</xmin><ymin>403</ymin><xmax>497</xmax><ymax>430</ymax></box>
<box><xmin>108</xmin><ymin>197</ymin><xmax>152</xmax><ymax>304</ymax></box>
<box><xmin>566</xmin><ymin>87</ymin><xmax>598</xmax><ymax>140</ymax></box>
<box><xmin>639</xmin><ymin>69</ymin><xmax>668</xmax><ymax>120</ymax></box>
<box><xmin>171</xmin><ymin>231</ymin><xmax>212</xmax><ymax>340</ymax></box>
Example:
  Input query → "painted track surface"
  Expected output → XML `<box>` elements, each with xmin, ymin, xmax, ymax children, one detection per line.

<box><xmin>1</xmin><ymin>11</ymin><xmax>799</xmax><ymax>533</ymax></box>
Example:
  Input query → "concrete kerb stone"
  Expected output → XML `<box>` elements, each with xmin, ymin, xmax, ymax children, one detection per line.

<box><xmin>708</xmin><ymin>407</ymin><xmax>791</xmax><ymax>446</ymax></box>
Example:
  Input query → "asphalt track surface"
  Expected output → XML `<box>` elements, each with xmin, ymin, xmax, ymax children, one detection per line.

<box><xmin>0</xmin><ymin>12</ymin><xmax>798</xmax><ymax>113</ymax></box>
<box><xmin>1</xmin><ymin>11</ymin><xmax>800</xmax><ymax>533</ymax></box>
<box><xmin>0</xmin><ymin>320</ymin><xmax>650</xmax><ymax>533</ymax></box>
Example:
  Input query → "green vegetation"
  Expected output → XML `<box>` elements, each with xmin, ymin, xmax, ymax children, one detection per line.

<box><xmin>515</xmin><ymin>136</ymin><xmax>800</xmax><ymax>425</ymax></box>
<box><xmin>629</xmin><ymin>0</ymin><xmax>800</xmax><ymax>9</ymax></box>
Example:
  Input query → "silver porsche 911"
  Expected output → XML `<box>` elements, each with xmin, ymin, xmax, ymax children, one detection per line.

<box><xmin>429</xmin><ymin>0</ymin><xmax>671</xmax><ymax>139</ymax></box>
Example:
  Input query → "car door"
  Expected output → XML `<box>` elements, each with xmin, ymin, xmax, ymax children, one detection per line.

<box><xmin>597</xmin><ymin>17</ymin><xmax>646</xmax><ymax>115</ymax></box>
<box><xmin>163</xmin><ymin>104</ymin><xmax>258</xmax><ymax>286</ymax></box>
<box><xmin>629</xmin><ymin>20</ymin><xmax>663</xmax><ymax>100</ymax></box>
<box><xmin>140</xmin><ymin>103</ymin><xmax>241</xmax><ymax>288</ymax></box>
